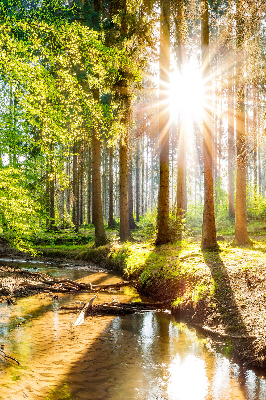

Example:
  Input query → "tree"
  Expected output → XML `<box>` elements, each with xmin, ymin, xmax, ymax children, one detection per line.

<box><xmin>200</xmin><ymin>0</ymin><xmax>218</xmax><ymax>250</ymax></box>
<box><xmin>174</xmin><ymin>0</ymin><xmax>187</xmax><ymax>239</ymax></box>
<box><xmin>156</xmin><ymin>0</ymin><xmax>171</xmax><ymax>245</ymax></box>
<box><xmin>234</xmin><ymin>0</ymin><xmax>250</xmax><ymax>245</ymax></box>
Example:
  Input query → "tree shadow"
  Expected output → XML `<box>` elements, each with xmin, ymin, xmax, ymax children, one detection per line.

<box><xmin>201</xmin><ymin>249</ymin><xmax>255</xmax><ymax>358</ymax></box>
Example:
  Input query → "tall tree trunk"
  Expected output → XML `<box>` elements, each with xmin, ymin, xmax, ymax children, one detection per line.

<box><xmin>119</xmin><ymin>0</ymin><xmax>130</xmax><ymax>242</ymax></box>
<box><xmin>72</xmin><ymin>141</ymin><xmax>79</xmax><ymax>232</ymax></box>
<box><xmin>234</xmin><ymin>0</ymin><xmax>250</xmax><ymax>245</ymax></box>
<box><xmin>87</xmin><ymin>147</ymin><xmax>92</xmax><ymax>224</ymax></box>
<box><xmin>175</xmin><ymin>0</ymin><xmax>187</xmax><ymax>234</ymax></box>
<box><xmin>228</xmin><ymin>63</ymin><xmax>235</xmax><ymax>219</ymax></box>
<box><xmin>156</xmin><ymin>0</ymin><xmax>171</xmax><ymax>245</ymax></box>
<box><xmin>141</xmin><ymin>138</ymin><xmax>145</xmax><ymax>216</ymax></box>
<box><xmin>253</xmin><ymin>89</ymin><xmax>258</xmax><ymax>193</ymax></box>
<box><xmin>136</xmin><ymin>140</ymin><xmax>140</xmax><ymax>222</ymax></box>
<box><xmin>150</xmin><ymin>142</ymin><xmax>154</xmax><ymax>211</ymax></box>
<box><xmin>92</xmin><ymin>132</ymin><xmax>108</xmax><ymax>246</ymax></box>
<box><xmin>108</xmin><ymin>146</ymin><xmax>115</xmax><ymax>227</ymax></box>
<box><xmin>119</xmin><ymin>134</ymin><xmax>130</xmax><ymax>240</ymax></box>
<box><xmin>128</xmin><ymin>144</ymin><xmax>137</xmax><ymax>229</ymax></box>
<box><xmin>66</xmin><ymin>158</ymin><xmax>71</xmax><ymax>216</ymax></box>
<box><xmin>200</xmin><ymin>0</ymin><xmax>218</xmax><ymax>250</ymax></box>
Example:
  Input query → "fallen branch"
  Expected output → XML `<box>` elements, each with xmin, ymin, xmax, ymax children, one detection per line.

<box><xmin>73</xmin><ymin>295</ymin><xmax>98</xmax><ymax>326</ymax></box>
<box><xmin>0</xmin><ymin>348</ymin><xmax>20</xmax><ymax>365</ymax></box>
<box><xmin>90</xmin><ymin>281</ymin><xmax>138</xmax><ymax>290</ymax></box>
<box><xmin>61</xmin><ymin>301</ymin><xmax>168</xmax><ymax>317</ymax></box>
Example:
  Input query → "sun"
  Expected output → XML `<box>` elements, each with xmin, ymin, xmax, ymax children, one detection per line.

<box><xmin>169</xmin><ymin>61</ymin><xmax>203</xmax><ymax>124</ymax></box>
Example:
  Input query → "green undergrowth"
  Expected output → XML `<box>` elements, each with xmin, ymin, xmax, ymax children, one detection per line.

<box><xmin>33</xmin><ymin>228</ymin><xmax>266</xmax><ymax>307</ymax></box>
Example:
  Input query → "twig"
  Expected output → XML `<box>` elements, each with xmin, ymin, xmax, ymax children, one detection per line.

<box><xmin>0</xmin><ymin>349</ymin><xmax>20</xmax><ymax>365</ymax></box>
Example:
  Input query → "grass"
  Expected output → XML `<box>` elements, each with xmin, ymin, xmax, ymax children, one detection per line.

<box><xmin>27</xmin><ymin>214</ymin><xmax>266</xmax><ymax>307</ymax></box>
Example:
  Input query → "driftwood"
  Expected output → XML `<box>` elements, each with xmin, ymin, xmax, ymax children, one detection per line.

<box><xmin>62</xmin><ymin>301</ymin><xmax>168</xmax><ymax>319</ymax></box>
<box><xmin>0</xmin><ymin>348</ymin><xmax>20</xmax><ymax>365</ymax></box>
<box><xmin>22</xmin><ymin>268</ymin><xmax>137</xmax><ymax>294</ymax></box>
<box><xmin>73</xmin><ymin>295</ymin><xmax>98</xmax><ymax>326</ymax></box>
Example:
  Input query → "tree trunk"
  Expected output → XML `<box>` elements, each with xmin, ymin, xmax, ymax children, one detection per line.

<box><xmin>119</xmin><ymin>135</ymin><xmax>130</xmax><ymax>240</ymax></box>
<box><xmin>72</xmin><ymin>141</ymin><xmax>79</xmax><ymax>232</ymax></box>
<box><xmin>136</xmin><ymin>140</ymin><xmax>140</xmax><ymax>222</ymax></box>
<box><xmin>118</xmin><ymin>0</ymin><xmax>130</xmax><ymax>242</ymax></box>
<box><xmin>228</xmin><ymin>63</ymin><xmax>235</xmax><ymax>219</ymax></box>
<box><xmin>234</xmin><ymin>0</ymin><xmax>250</xmax><ymax>245</ymax></box>
<box><xmin>108</xmin><ymin>146</ymin><xmax>115</xmax><ymax>227</ymax></box>
<box><xmin>128</xmin><ymin>145</ymin><xmax>137</xmax><ymax>229</ymax></box>
<box><xmin>156</xmin><ymin>0</ymin><xmax>171</xmax><ymax>245</ymax></box>
<box><xmin>141</xmin><ymin>138</ymin><xmax>145</xmax><ymax>216</ymax></box>
<box><xmin>87</xmin><ymin>147</ymin><xmax>92</xmax><ymax>224</ymax></box>
<box><xmin>92</xmin><ymin>132</ymin><xmax>108</xmax><ymax>246</ymax></box>
<box><xmin>200</xmin><ymin>0</ymin><xmax>218</xmax><ymax>250</ymax></box>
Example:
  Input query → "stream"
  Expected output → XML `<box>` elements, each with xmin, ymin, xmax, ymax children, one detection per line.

<box><xmin>0</xmin><ymin>259</ymin><xmax>266</xmax><ymax>400</ymax></box>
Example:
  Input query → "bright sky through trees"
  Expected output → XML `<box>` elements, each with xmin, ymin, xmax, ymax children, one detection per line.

<box><xmin>170</xmin><ymin>61</ymin><xmax>203</xmax><ymax>124</ymax></box>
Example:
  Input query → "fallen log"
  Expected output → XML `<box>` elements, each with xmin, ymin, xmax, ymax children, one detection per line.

<box><xmin>61</xmin><ymin>301</ymin><xmax>168</xmax><ymax>318</ymax></box>
<box><xmin>90</xmin><ymin>281</ymin><xmax>138</xmax><ymax>290</ymax></box>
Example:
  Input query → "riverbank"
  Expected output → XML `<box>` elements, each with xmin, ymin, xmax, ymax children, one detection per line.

<box><xmin>0</xmin><ymin>235</ymin><xmax>266</xmax><ymax>370</ymax></box>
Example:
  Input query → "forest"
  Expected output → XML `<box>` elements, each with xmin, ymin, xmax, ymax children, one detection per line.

<box><xmin>0</xmin><ymin>0</ymin><xmax>266</xmax><ymax>251</ymax></box>
<box><xmin>1</xmin><ymin>0</ymin><xmax>266</xmax><ymax>387</ymax></box>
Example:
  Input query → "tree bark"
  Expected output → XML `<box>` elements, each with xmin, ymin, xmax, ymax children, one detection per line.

<box><xmin>87</xmin><ymin>147</ymin><xmax>92</xmax><ymax>224</ymax></box>
<box><xmin>108</xmin><ymin>146</ymin><xmax>115</xmax><ymax>227</ymax></box>
<box><xmin>118</xmin><ymin>0</ymin><xmax>130</xmax><ymax>242</ymax></box>
<box><xmin>136</xmin><ymin>140</ymin><xmax>140</xmax><ymax>222</ymax></box>
<box><xmin>228</xmin><ymin>63</ymin><xmax>235</xmax><ymax>219</ymax></box>
<box><xmin>92</xmin><ymin>132</ymin><xmax>108</xmax><ymax>246</ymax></box>
<box><xmin>234</xmin><ymin>0</ymin><xmax>250</xmax><ymax>245</ymax></box>
<box><xmin>200</xmin><ymin>0</ymin><xmax>218</xmax><ymax>250</ymax></box>
<box><xmin>119</xmin><ymin>135</ymin><xmax>130</xmax><ymax>240</ymax></box>
<box><xmin>156</xmin><ymin>0</ymin><xmax>171</xmax><ymax>245</ymax></box>
<box><xmin>175</xmin><ymin>0</ymin><xmax>187</xmax><ymax>239</ymax></box>
<box><xmin>72</xmin><ymin>141</ymin><xmax>79</xmax><ymax>232</ymax></box>
<box><xmin>128</xmin><ymin>144</ymin><xmax>137</xmax><ymax>229</ymax></box>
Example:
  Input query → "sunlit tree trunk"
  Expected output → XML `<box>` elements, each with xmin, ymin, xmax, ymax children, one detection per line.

<box><xmin>72</xmin><ymin>141</ymin><xmax>79</xmax><ymax>232</ymax></box>
<box><xmin>108</xmin><ymin>146</ymin><xmax>115</xmax><ymax>227</ymax></box>
<box><xmin>87</xmin><ymin>147</ymin><xmax>92</xmax><ymax>224</ymax></box>
<box><xmin>136</xmin><ymin>140</ymin><xmax>140</xmax><ymax>222</ymax></box>
<box><xmin>128</xmin><ymin>144</ymin><xmax>137</xmax><ymax>229</ymax></box>
<box><xmin>92</xmin><ymin>131</ymin><xmax>108</xmax><ymax>246</ymax></box>
<box><xmin>234</xmin><ymin>0</ymin><xmax>250</xmax><ymax>245</ymax></box>
<box><xmin>156</xmin><ymin>0</ymin><xmax>171</xmax><ymax>245</ymax></box>
<box><xmin>91</xmin><ymin>0</ymin><xmax>108</xmax><ymax>246</ymax></box>
<box><xmin>200</xmin><ymin>0</ymin><xmax>218</xmax><ymax>250</ymax></box>
<box><xmin>118</xmin><ymin>0</ymin><xmax>130</xmax><ymax>241</ymax></box>
<box><xmin>175</xmin><ymin>0</ymin><xmax>187</xmax><ymax>239</ymax></box>
<box><xmin>119</xmin><ymin>132</ymin><xmax>130</xmax><ymax>240</ymax></box>
<box><xmin>228</xmin><ymin>63</ymin><xmax>235</xmax><ymax>219</ymax></box>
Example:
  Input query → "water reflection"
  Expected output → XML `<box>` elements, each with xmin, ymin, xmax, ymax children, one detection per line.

<box><xmin>0</xmin><ymin>262</ymin><xmax>265</xmax><ymax>399</ymax></box>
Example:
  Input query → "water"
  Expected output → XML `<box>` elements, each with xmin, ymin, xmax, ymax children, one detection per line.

<box><xmin>0</xmin><ymin>259</ymin><xmax>265</xmax><ymax>400</ymax></box>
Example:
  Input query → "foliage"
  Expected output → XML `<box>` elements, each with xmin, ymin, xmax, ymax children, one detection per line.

<box><xmin>0</xmin><ymin>167</ymin><xmax>43</xmax><ymax>252</ymax></box>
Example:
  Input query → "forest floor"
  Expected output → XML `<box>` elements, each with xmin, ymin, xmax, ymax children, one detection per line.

<box><xmin>0</xmin><ymin>228</ymin><xmax>266</xmax><ymax>370</ymax></box>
